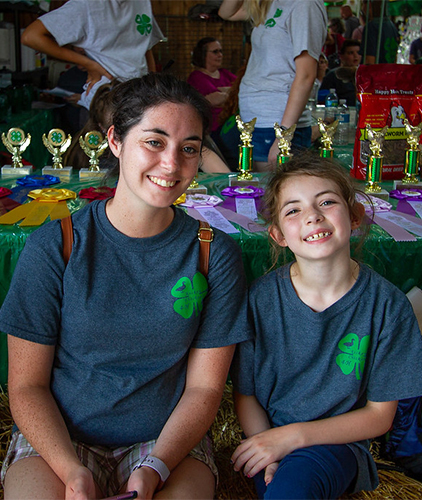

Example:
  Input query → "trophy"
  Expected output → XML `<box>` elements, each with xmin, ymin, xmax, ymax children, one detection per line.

<box><xmin>318</xmin><ymin>119</ymin><xmax>338</xmax><ymax>158</ymax></box>
<box><xmin>187</xmin><ymin>174</ymin><xmax>207</xmax><ymax>195</ymax></box>
<box><xmin>274</xmin><ymin>123</ymin><xmax>296</xmax><ymax>166</ymax></box>
<box><xmin>78</xmin><ymin>130</ymin><xmax>109</xmax><ymax>179</ymax></box>
<box><xmin>230</xmin><ymin>115</ymin><xmax>259</xmax><ymax>186</ymax></box>
<box><xmin>396</xmin><ymin>118</ymin><xmax>422</xmax><ymax>188</ymax></box>
<box><xmin>42</xmin><ymin>128</ymin><xmax>73</xmax><ymax>179</ymax></box>
<box><xmin>365</xmin><ymin>124</ymin><xmax>388</xmax><ymax>198</ymax></box>
<box><xmin>1</xmin><ymin>127</ymin><xmax>33</xmax><ymax>176</ymax></box>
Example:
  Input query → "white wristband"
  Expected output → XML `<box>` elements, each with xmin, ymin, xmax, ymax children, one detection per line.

<box><xmin>138</xmin><ymin>455</ymin><xmax>170</xmax><ymax>483</ymax></box>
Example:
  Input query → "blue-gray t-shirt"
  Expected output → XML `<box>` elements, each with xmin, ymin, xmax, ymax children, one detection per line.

<box><xmin>0</xmin><ymin>201</ymin><xmax>251</xmax><ymax>446</ymax></box>
<box><xmin>232</xmin><ymin>263</ymin><xmax>422</xmax><ymax>492</ymax></box>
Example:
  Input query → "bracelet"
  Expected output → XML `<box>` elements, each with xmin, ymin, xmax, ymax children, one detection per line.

<box><xmin>135</xmin><ymin>455</ymin><xmax>170</xmax><ymax>484</ymax></box>
<box><xmin>279</xmin><ymin>125</ymin><xmax>288</xmax><ymax>131</ymax></box>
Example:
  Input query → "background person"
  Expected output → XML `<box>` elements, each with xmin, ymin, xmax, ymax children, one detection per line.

<box><xmin>187</xmin><ymin>37</ymin><xmax>237</xmax><ymax>139</ymax></box>
<box><xmin>320</xmin><ymin>39</ymin><xmax>361</xmax><ymax>106</ymax></box>
<box><xmin>218</xmin><ymin>0</ymin><xmax>327</xmax><ymax>170</ymax></box>
<box><xmin>0</xmin><ymin>74</ymin><xmax>250</xmax><ymax>500</ymax></box>
<box><xmin>324</xmin><ymin>17</ymin><xmax>345</xmax><ymax>69</ymax></box>
<box><xmin>21</xmin><ymin>0</ymin><xmax>163</xmax><ymax>110</ymax></box>
<box><xmin>341</xmin><ymin>5</ymin><xmax>360</xmax><ymax>39</ymax></box>
<box><xmin>409</xmin><ymin>28</ymin><xmax>422</xmax><ymax>64</ymax></box>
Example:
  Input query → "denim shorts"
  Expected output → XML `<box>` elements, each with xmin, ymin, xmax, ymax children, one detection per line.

<box><xmin>1</xmin><ymin>431</ymin><xmax>217</xmax><ymax>497</ymax></box>
<box><xmin>252</xmin><ymin>126</ymin><xmax>312</xmax><ymax>162</ymax></box>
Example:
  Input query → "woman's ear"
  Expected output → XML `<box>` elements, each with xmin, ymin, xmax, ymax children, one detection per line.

<box><xmin>269</xmin><ymin>224</ymin><xmax>288</xmax><ymax>247</ymax></box>
<box><xmin>351</xmin><ymin>202</ymin><xmax>366</xmax><ymax>230</ymax></box>
<box><xmin>107</xmin><ymin>125</ymin><xmax>121</xmax><ymax>158</ymax></box>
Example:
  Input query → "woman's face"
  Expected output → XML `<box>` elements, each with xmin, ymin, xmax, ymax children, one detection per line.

<box><xmin>109</xmin><ymin>102</ymin><xmax>203</xmax><ymax>212</ymax></box>
<box><xmin>205</xmin><ymin>41</ymin><xmax>223</xmax><ymax>71</ymax></box>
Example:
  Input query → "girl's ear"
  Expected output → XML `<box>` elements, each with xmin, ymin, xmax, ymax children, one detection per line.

<box><xmin>351</xmin><ymin>202</ymin><xmax>365</xmax><ymax>230</ymax></box>
<box><xmin>269</xmin><ymin>224</ymin><xmax>288</xmax><ymax>247</ymax></box>
<box><xmin>107</xmin><ymin>125</ymin><xmax>121</xmax><ymax>158</ymax></box>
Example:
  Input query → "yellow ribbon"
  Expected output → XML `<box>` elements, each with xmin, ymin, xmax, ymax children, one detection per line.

<box><xmin>0</xmin><ymin>188</ymin><xmax>76</xmax><ymax>226</ymax></box>
<box><xmin>173</xmin><ymin>194</ymin><xmax>186</xmax><ymax>206</ymax></box>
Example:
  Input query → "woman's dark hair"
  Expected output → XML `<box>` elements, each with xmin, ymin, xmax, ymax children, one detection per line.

<box><xmin>262</xmin><ymin>151</ymin><xmax>371</xmax><ymax>268</ymax></box>
<box><xmin>191</xmin><ymin>37</ymin><xmax>217</xmax><ymax>68</ymax></box>
<box><xmin>329</xmin><ymin>17</ymin><xmax>345</xmax><ymax>35</ymax></box>
<box><xmin>111</xmin><ymin>73</ymin><xmax>211</xmax><ymax>143</ymax></box>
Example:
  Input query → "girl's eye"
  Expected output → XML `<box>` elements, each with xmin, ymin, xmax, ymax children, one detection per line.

<box><xmin>321</xmin><ymin>200</ymin><xmax>335</xmax><ymax>206</ymax></box>
<box><xmin>285</xmin><ymin>208</ymin><xmax>299</xmax><ymax>216</ymax></box>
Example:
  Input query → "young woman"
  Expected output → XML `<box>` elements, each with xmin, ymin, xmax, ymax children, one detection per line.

<box><xmin>0</xmin><ymin>74</ymin><xmax>250</xmax><ymax>500</ymax></box>
<box><xmin>230</xmin><ymin>153</ymin><xmax>422</xmax><ymax>499</ymax></box>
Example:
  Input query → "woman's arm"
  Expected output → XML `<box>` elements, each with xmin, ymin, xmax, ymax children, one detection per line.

<box><xmin>218</xmin><ymin>0</ymin><xmax>249</xmax><ymax>21</ymax></box>
<box><xmin>267</xmin><ymin>51</ymin><xmax>317</xmax><ymax>162</ymax></box>
<box><xmin>8</xmin><ymin>335</ymin><xmax>96</xmax><ymax>499</ymax></box>
<box><xmin>231</xmin><ymin>399</ymin><xmax>398</xmax><ymax>479</ymax></box>
<box><xmin>21</xmin><ymin>20</ymin><xmax>112</xmax><ymax>93</ymax></box>
<box><xmin>126</xmin><ymin>345</ymin><xmax>236</xmax><ymax>497</ymax></box>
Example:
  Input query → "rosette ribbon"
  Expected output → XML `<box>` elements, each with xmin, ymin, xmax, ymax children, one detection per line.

<box><xmin>389</xmin><ymin>189</ymin><xmax>422</xmax><ymax>217</ymax></box>
<box><xmin>0</xmin><ymin>187</ymin><xmax>20</xmax><ymax>216</ymax></box>
<box><xmin>0</xmin><ymin>188</ymin><xmax>76</xmax><ymax>226</ymax></box>
<box><xmin>221</xmin><ymin>186</ymin><xmax>264</xmax><ymax>198</ymax></box>
<box><xmin>79</xmin><ymin>186</ymin><xmax>116</xmax><ymax>201</ymax></box>
<box><xmin>9</xmin><ymin>174</ymin><xmax>61</xmax><ymax>204</ymax></box>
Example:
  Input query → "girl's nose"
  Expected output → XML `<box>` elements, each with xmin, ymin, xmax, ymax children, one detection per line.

<box><xmin>306</xmin><ymin>208</ymin><xmax>324</xmax><ymax>224</ymax></box>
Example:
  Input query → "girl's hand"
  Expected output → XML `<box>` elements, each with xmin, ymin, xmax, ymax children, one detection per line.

<box><xmin>231</xmin><ymin>426</ymin><xmax>299</xmax><ymax>478</ymax></box>
<box><xmin>84</xmin><ymin>60</ymin><xmax>113</xmax><ymax>94</ymax></box>
<box><xmin>126</xmin><ymin>465</ymin><xmax>161</xmax><ymax>500</ymax></box>
<box><xmin>65</xmin><ymin>464</ymin><xmax>96</xmax><ymax>500</ymax></box>
<box><xmin>264</xmin><ymin>461</ymin><xmax>279</xmax><ymax>486</ymax></box>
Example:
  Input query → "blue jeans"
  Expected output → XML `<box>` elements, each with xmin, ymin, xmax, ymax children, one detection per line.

<box><xmin>253</xmin><ymin>444</ymin><xmax>358</xmax><ymax>500</ymax></box>
<box><xmin>252</xmin><ymin>126</ymin><xmax>312</xmax><ymax>162</ymax></box>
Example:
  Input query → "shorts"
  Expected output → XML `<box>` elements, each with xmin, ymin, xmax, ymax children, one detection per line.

<box><xmin>252</xmin><ymin>126</ymin><xmax>312</xmax><ymax>162</ymax></box>
<box><xmin>1</xmin><ymin>431</ymin><xmax>218</xmax><ymax>497</ymax></box>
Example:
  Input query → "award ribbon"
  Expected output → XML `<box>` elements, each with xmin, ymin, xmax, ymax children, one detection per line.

<box><xmin>0</xmin><ymin>188</ymin><xmax>76</xmax><ymax>226</ymax></box>
<box><xmin>79</xmin><ymin>186</ymin><xmax>116</xmax><ymax>201</ymax></box>
<box><xmin>8</xmin><ymin>174</ymin><xmax>61</xmax><ymax>203</ymax></box>
<box><xmin>0</xmin><ymin>187</ymin><xmax>20</xmax><ymax>216</ymax></box>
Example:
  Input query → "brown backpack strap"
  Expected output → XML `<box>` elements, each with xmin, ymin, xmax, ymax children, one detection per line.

<box><xmin>198</xmin><ymin>220</ymin><xmax>213</xmax><ymax>278</ymax></box>
<box><xmin>61</xmin><ymin>216</ymin><xmax>74</xmax><ymax>266</ymax></box>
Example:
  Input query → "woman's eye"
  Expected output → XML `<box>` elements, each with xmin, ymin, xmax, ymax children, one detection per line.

<box><xmin>183</xmin><ymin>146</ymin><xmax>198</xmax><ymax>154</ymax></box>
<box><xmin>146</xmin><ymin>140</ymin><xmax>161</xmax><ymax>147</ymax></box>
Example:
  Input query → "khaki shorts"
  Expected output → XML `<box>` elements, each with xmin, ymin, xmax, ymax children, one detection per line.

<box><xmin>1</xmin><ymin>431</ymin><xmax>218</xmax><ymax>497</ymax></box>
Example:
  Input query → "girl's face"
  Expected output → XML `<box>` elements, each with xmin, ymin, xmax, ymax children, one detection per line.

<box><xmin>269</xmin><ymin>175</ymin><xmax>362</xmax><ymax>263</ymax></box>
<box><xmin>205</xmin><ymin>41</ymin><xmax>223</xmax><ymax>70</ymax></box>
<box><xmin>108</xmin><ymin>102</ymin><xmax>203</xmax><ymax>212</ymax></box>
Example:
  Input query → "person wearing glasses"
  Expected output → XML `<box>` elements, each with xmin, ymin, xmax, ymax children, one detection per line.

<box><xmin>187</xmin><ymin>37</ymin><xmax>237</xmax><ymax>137</ymax></box>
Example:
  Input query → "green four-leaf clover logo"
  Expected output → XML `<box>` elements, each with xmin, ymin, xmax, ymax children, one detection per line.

<box><xmin>11</xmin><ymin>130</ymin><xmax>22</xmax><ymax>142</ymax></box>
<box><xmin>51</xmin><ymin>131</ymin><xmax>63</xmax><ymax>144</ymax></box>
<box><xmin>135</xmin><ymin>14</ymin><xmax>152</xmax><ymax>35</ymax></box>
<box><xmin>265</xmin><ymin>8</ymin><xmax>282</xmax><ymax>28</ymax></box>
<box><xmin>336</xmin><ymin>333</ymin><xmax>370</xmax><ymax>380</ymax></box>
<box><xmin>171</xmin><ymin>272</ymin><xmax>208</xmax><ymax>319</ymax></box>
<box><xmin>88</xmin><ymin>134</ymin><xmax>99</xmax><ymax>146</ymax></box>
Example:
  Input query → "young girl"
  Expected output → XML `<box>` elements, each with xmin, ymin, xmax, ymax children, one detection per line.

<box><xmin>0</xmin><ymin>74</ymin><xmax>250</xmax><ymax>500</ymax></box>
<box><xmin>231</xmin><ymin>153</ymin><xmax>422</xmax><ymax>499</ymax></box>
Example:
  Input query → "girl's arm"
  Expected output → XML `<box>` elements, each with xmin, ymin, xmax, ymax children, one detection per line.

<box><xmin>267</xmin><ymin>51</ymin><xmax>317</xmax><ymax>163</ymax></box>
<box><xmin>21</xmin><ymin>20</ymin><xmax>112</xmax><ymax>93</ymax></box>
<box><xmin>126</xmin><ymin>345</ymin><xmax>236</xmax><ymax>498</ymax></box>
<box><xmin>232</xmin><ymin>399</ymin><xmax>398</xmax><ymax>479</ymax></box>
<box><xmin>218</xmin><ymin>0</ymin><xmax>249</xmax><ymax>21</ymax></box>
<box><xmin>7</xmin><ymin>335</ymin><xmax>96</xmax><ymax>500</ymax></box>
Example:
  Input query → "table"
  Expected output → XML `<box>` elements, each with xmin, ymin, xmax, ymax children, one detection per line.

<box><xmin>0</xmin><ymin>165</ymin><xmax>422</xmax><ymax>388</ymax></box>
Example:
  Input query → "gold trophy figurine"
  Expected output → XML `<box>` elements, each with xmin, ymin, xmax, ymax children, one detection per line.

<box><xmin>1</xmin><ymin>128</ymin><xmax>31</xmax><ymax>169</ymax></box>
<box><xmin>236</xmin><ymin>115</ymin><xmax>256</xmax><ymax>181</ymax></box>
<box><xmin>42</xmin><ymin>128</ymin><xmax>72</xmax><ymax>170</ymax></box>
<box><xmin>79</xmin><ymin>131</ymin><xmax>109</xmax><ymax>178</ymax></box>
<box><xmin>274</xmin><ymin>123</ymin><xmax>296</xmax><ymax>166</ymax></box>
<box><xmin>402</xmin><ymin>118</ymin><xmax>422</xmax><ymax>184</ymax></box>
<box><xmin>365</xmin><ymin>124</ymin><xmax>388</xmax><ymax>194</ymax></box>
<box><xmin>318</xmin><ymin>119</ymin><xmax>338</xmax><ymax>158</ymax></box>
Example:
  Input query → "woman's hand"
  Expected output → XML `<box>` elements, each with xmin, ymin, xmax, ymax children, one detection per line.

<box><xmin>126</xmin><ymin>465</ymin><xmax>161</xmax><ymax>500</ymax></box>
<box><xmin>65</xmin><ymin>464</ymin><xmax>97</xmax><ymax>500</ymax></box>
<box><xmin>231</xmin><ymin>425</ymin><xmax>300</xmax><ymax>479</ymax></box>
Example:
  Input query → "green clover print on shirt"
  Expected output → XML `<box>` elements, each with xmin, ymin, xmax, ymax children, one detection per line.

<box><xmin>336</xmin><ymin>333</ymin><xmax>370</xmax><ymax>381</ymax></box>
<box><xmin>135</xmin><ymin>14</ymin><xmax>152</xmax><ymax>35</ymax></box>
<box><xmin>265</xmin><ymin>8</ymin><xmax>283</xmax><ymax>28</ymax></box>
<box><xmin>171</xmin><ymin>272</ymin><xmax>208</xmax><ymax>319</ymax></box>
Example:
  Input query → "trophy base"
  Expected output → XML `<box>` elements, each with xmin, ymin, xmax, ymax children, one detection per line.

<box><xmin>229</xmin><ymin>175</ymin><xmax>260</xmax><ymax>187</ymax></box>
<box><xmin>43</xmin><ymin>166</ymin><xmax>73</xmax><ymax>179</ymax></box>
<box><xmin>364</xmin><ymin>187</ymin><xmax>389</xmax><ymax>201</ymax></box>
<box><xmin>393</xmin><ymin>180</ymin><xmax>422</xmax><ymax>190</ymax></box>
<box><xmin>1</xmin><ymin>165</ymin><xmax>33</xmax><ymax>177</ymax></box>
<box><xmin>79</xmin><ymin>168</ymin><xmax>108</xmax><ymax>180</ymax></box>
<box><xmin>186</xmin><ymin>185</ymin><xmax>207</xmax><ymax>195</ymax></box>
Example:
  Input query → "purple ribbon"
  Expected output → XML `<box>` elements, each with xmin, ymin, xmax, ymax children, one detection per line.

<box><xmin>389</xmin><ymin>188</ymin><xmax>422</xmax><ymax>200</ymax></box>
<box><xmin>221</xmin><ymin>186</ymin><xmax>265</xmax><ymax>198</ymax></box>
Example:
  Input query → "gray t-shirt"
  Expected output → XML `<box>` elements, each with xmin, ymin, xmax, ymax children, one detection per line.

<box><xmin>40</xmin><ymin>0</ymin><xmax>163</xmax><ymax>80</ymax></box>
<box><xmin>232</xmin><ymin>263</ymin><xmax>422</xmax><ymax>492</ymax></box>
<box><xmin>239</xmin><ymin>0</ymin><xmax>327</xmax><ymax>128</ymax></box>
<box><xmin>0</xmin><ymin>201</ymin><xmax>250</xmax><ymax>446</ymax></box>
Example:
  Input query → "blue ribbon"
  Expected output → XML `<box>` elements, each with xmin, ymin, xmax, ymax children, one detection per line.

<box><xmin>9</xmin><ymin>175</ymin><xmax>61</xmax><ymax>203</ymax></box>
